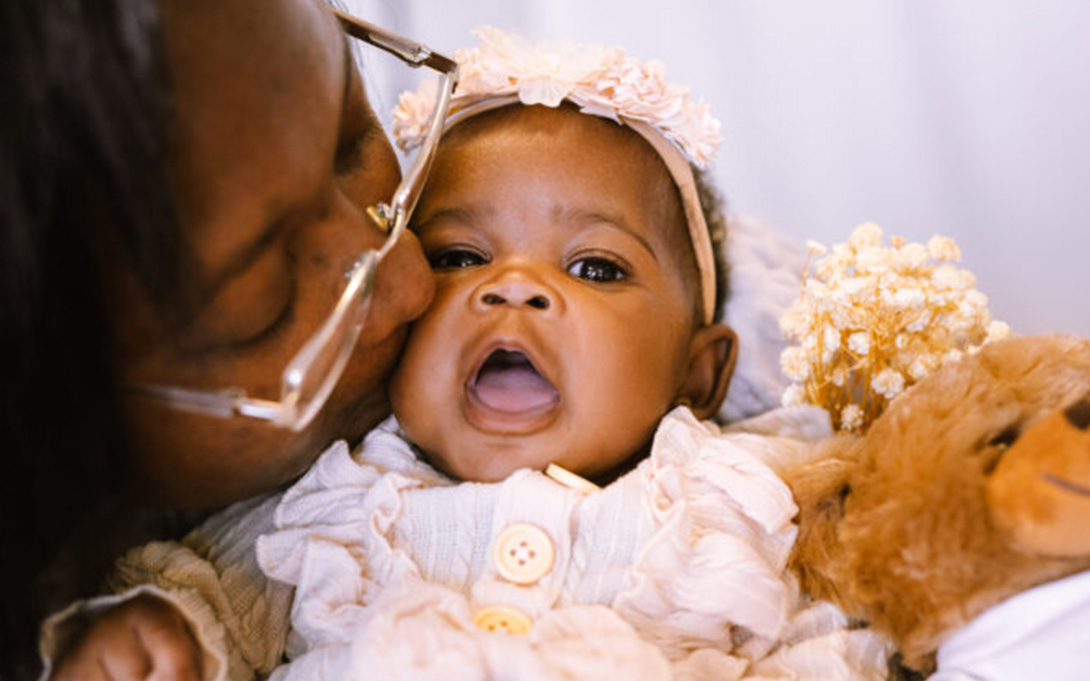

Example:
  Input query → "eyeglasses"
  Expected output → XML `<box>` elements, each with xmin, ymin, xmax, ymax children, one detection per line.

<box><xmin>132</xmin><ymin>11</ymin><xmax>458</xmax><ymax>432</ymax></box>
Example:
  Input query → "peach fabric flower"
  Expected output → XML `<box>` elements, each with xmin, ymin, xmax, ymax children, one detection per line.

<box><xmin>392</xmin><ymin>27</ymin><xmax>721</xmax><ymax>169</ymax></box>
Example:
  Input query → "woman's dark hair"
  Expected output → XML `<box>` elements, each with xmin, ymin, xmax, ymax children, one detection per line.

<box><xmin>0</xmin><ymin>0</ymin><xmax>180</xmax><ymax>676</ymax></box>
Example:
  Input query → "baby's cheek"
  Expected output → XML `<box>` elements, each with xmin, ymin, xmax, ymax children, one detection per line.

<box><xmin>387</xmin><ymin>345</ymin><xmax>429</xmax><ymax>435</ymax></box>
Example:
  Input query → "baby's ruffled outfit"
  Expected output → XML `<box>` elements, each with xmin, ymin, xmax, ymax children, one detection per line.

<box><xmin>39</xmin><ymin>408</ymin><xmax>888</xmax><ymax>681</ymax></box>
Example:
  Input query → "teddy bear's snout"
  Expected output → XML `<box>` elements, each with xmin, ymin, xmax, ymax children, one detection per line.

<box><xmin>1063</xmin><ymin>396</ymin><xmax>1090</xmax><ymax>430</ymax></box>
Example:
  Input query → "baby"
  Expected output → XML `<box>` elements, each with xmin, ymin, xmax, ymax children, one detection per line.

<box><xmin>43</xmin><ymin>29</ymin><xmax>889</xmax><ymax>681</ymax></box>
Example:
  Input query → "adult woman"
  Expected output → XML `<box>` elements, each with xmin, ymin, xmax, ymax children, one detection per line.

<box><xmin>1</xmin><ymin>0</ymin><xmax>442</xmax><ymax>676</ymax></box>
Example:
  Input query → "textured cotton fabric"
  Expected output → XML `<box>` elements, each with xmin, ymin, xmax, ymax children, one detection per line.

<box><xmin>37</xmin><ymin>495</ymin><xmax>293</xmax><ymax>681</ymax></box>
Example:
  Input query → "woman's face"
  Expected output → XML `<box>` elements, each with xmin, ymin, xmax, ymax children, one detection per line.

<box><xmin>111</xmin><ymin>0</ymin><xmax>434</xmax><ymax>508</ymax></box>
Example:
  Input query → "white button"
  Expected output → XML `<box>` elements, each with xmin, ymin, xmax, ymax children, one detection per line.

<box><xmin>545</xmin><ymin>463</ymin><xmax>601</xmax><ymax>493</ymax></box>
<box><xmin>492</xmin><ymin>523</ymin><xmax>555</xmax><ymax>585</ymax></box>
<box><xmin>473</xmin><ymin>605</ymin><xmax>532</xmax><ymax>634</ymax></box>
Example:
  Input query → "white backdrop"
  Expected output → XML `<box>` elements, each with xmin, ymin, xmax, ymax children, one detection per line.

<box><xmin>347</xmin><ymin>0</ymin><xmax>1090</xmax><ymax>336</ymax></box>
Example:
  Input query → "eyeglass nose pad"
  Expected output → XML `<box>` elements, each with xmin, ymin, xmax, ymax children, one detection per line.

<box><xmin>366</xmin><ymin>204</ymin><xmax>393</xmax><ymax>234</ymax></box>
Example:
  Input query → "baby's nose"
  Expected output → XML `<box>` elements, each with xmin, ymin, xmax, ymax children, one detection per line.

<box><xmin>480</xmin><ymin>290</ymin><xmax>550</xmax><ymax>310</ymax></box>
<box><xmin>473</xmin><ymin>270</ymin><xmax>556</xmax><ymax>312</ymax></box>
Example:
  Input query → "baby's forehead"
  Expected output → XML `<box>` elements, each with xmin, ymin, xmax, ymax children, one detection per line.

<box><xmin>440</xmin><ymin>105</ymin><xmax>686</xmax><ymax>224</ymax></box>
<box><xmin>447</xmin><ymin>105</ymin><xmax>655</xmax><ymax>159</ymax></box>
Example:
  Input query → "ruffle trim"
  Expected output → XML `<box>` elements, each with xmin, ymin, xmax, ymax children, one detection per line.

<box><xmin>269</xmin><ymin>579</ymin><xmax>691</xmax><ymax>681</ymax></box>
<box><xmin>613</xmin><ymin>407</ymin><xmax>798</xmax><ymax>655</ymax></box>
<box><xmin>258</xmin><ymin>410</ymin><xmax>802</xmax><ymax>673</ymax></box>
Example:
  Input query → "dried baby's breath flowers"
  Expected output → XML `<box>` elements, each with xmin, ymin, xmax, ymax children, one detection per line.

<box><xmin>779</xmin><ymin>223</ymin><xmax>1010</xmax><ymax>431</ymax></box>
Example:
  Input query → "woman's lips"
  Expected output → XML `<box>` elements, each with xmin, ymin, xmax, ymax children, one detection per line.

<box><xmin>466</xmin><ymin>349</ymin><xmax>559</xmax><ymax>424</ymax></box>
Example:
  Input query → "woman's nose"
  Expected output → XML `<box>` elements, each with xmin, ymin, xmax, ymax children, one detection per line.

<box><xmin>359</xmin><ymin>228</ymin><xmax>435</xmax><ymax>345</ymax></box>
<box><xmin>472</xmin><ymin>267</ymin><xmax>558</xmax><ymax>313</ymax></box>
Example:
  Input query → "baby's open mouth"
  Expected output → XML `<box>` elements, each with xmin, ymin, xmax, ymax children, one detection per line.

<box><xmin>468</xmin><ymin>349</ymin><xmax>559</xmax><ymax>415</ymax></box>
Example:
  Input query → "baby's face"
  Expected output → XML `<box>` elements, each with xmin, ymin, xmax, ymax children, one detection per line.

<box><xmin>389</xmin><ymin>106</ymin><xmax>699</xmax><ymax>482</ymax></box>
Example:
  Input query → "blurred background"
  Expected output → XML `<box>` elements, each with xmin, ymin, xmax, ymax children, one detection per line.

<box><xmin>345</xmin><ymin>0</ymin><xmax>1090</xmax><ymax>336</ymax></box>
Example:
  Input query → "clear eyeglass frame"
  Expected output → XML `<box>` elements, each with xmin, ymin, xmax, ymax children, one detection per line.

<box><xmin>131</xmin><ymin>11</ymin><xmax>458</xmax><ymax>432</ymax></box>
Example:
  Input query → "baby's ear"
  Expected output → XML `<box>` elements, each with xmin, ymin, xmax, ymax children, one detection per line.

<box><xmin>677</xmin><ymin>324</ymin><xmax>738</xmax><ymax>420</ymax></box>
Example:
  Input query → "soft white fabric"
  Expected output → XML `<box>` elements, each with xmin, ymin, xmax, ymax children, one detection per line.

<box><xmin>718</xmin><ymin>215</ymin><xmax>807</xmax><ymax>422</ymax></box>
<box><xmin>255</xmin><ymin>407</ymin><xmax>889</xmax><ymax>680</ymax></box>
<box><xmin>931</xmin><ymin>569</ymin><xmax>1090</xmax><ymax>681</ymax></box>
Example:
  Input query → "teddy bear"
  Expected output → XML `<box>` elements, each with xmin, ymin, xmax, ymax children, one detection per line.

<box><xmin>786</xmin><ymin>333</ymin><xmax>1090</xmax><ymax>679</ymax></box>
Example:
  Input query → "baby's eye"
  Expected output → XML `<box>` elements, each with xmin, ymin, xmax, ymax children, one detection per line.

<box><xmin>429</xmin><ymin>248</ymin><xmax>488</xmax><ymax>270</ymax></box>
<box><xmin>567</xmin><ymin>257</ymin><xmax>627</xmax><ymax>283</ymax></box>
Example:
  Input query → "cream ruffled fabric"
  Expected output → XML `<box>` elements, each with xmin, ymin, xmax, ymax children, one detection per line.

<box><xmin>254</xmin><ymin>408</ymin><xmax>889</xmax><ymax>680</ymax></box>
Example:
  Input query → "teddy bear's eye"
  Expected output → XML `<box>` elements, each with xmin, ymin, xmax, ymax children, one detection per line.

<box><xmin>833</xmin><ymin>483</ymin><xmax>853</xmax><ymax>512</ymax></box>
<box><xmin>982</xmin><ymin>425</ymin><xmax>1021</xmax><ymax>475</ymax></box>
<box><xmin>1064</xmin><ymin>398</ymin><xmax>1090</xmax><ymax>430</ymax></box>
<box><xmin>988</xmin><ymin>426</ymin><xmax>1021</xmax><ymax>451</ymax></box>
<box><xmin>816</xmin><ymin>481</ymin><xmax>853</xmax><ymax>516</ymax></box>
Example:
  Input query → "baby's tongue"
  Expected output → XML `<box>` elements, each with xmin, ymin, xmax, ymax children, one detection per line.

<box><xmin>473</xmin><ymin>353</ymin><xmax>559</xmax><ymax>413</ymax></box>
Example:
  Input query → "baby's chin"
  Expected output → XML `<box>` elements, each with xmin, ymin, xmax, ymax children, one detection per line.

<box><xmin>431</xmin><ymin>454</ymin><xmax>549</xmax><ymax>483</ymax></box>
<box><xmin>422</xmin><ymin>440</ymin><xmax>562</xmax><ymax>483</ymax></box>
<box><xmin>407</xmin><ymin>418</ymin><xmax>649</xmax><ymax>485</ymax></box>
<box><xmin>429</xmin><ymin>445</ymin><xmax>638</xmax><ymax>486</ymax></box>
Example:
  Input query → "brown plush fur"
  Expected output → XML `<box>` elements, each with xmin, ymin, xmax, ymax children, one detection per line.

<box><xmin>788</xmin><ymin>334</ymin><xmax>1090</xmax><ymax>674</ymax></box>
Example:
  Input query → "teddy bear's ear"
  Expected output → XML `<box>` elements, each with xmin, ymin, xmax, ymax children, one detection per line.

<box><xmin>986</xmin><ymin>394</ymin><xmax>1090</xmax><ymax>558</ymax></box>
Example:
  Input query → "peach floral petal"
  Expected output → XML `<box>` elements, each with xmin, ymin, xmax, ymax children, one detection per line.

<box><xmin>391</xmin><ymin>27</ymin><xmax>720</xmax><ymax>169</ymax></box>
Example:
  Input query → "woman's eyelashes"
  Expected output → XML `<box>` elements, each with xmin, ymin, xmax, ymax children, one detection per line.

<box><xmin>334</xmin><ymin>101</ymin><xmax>381</xmax><ymax>177</ymax></box>
<box><xmin>334</xmin><ymin>125</ymin><xmax>371</xmax><ymax>176</ymax></box>
<box><xmin>232</xmin><ymin>294</ymin><xmax>295</xmax><ymax>350</ymax></box>
<box><xmin>187</xmin><ymin>282</ymin><xmax>296</xmax><ymax>355</ymax></box>
<box><xmin>225</xmin><ymin>274</ymin><xmax>298</xmax><ymax>352</ymax></box>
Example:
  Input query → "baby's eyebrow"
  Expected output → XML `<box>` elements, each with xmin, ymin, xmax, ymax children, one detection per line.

<box><xmin>554</xmin><ymin>206</ymin><xmax>658</xmax><ymax>262</ymax></box>
<box><xmin>413</xmin><ymin>205</ymin><xmax>489</xmax><ymax>231</ymax></box>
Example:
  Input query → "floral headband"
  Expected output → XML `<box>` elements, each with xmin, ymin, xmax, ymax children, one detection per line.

<box><xmin>392</xmin><ymin>27</ymin><xmax>722</xmax><ymax>324</ymax></box>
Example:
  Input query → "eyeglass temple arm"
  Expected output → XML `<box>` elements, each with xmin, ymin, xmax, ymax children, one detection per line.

<box><xmin>332</xmin><ymin>11</ymin><xmax>460</xmax><ymax>245</ymax></box>
<box><xmin>130</xmin><ymin>382</ymin><xmax>285</xmax><ymax>422</ymax></box>
<box><xmin>333</xmin><ymin>10</ymin><xmax>458</xmax><ymax>73</ymax></box>
<box><xmin>387</xmin><ymin>69</ymin><xmax>457</xmax><ymax>242</ymax></box>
